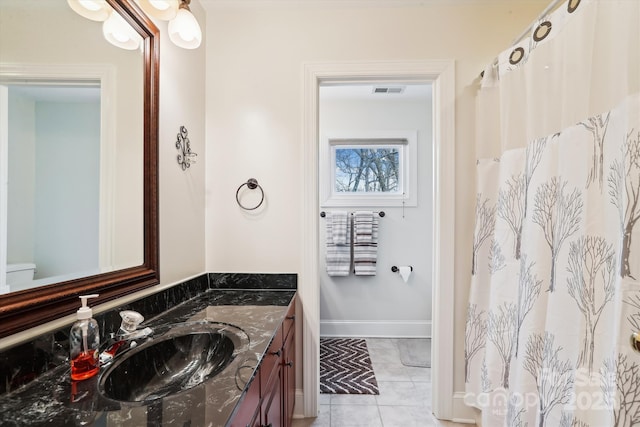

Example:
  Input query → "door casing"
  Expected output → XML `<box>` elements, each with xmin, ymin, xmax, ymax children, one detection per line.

<box><xmin>301</xmin><ymin>60</ymin><xmax>459</xmax><ymax>420</ymax></box>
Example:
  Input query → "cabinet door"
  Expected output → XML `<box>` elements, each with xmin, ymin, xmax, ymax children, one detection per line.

<box><xmin>260</xmin><ymin>327</ymin><xmax>283</xmax><ymax>397</ymax></box>
<box><xmin>283</xmin><ymin>329</ymin><xmax>295</xmax><ymax>427</ymax></box>
<box><xmin>229</xmin><ymin>375</ymin><xmax>261</xmax><ymax>427</ymax></box>
<box><xmin>262</xmin><ymin>367</ymin><xmax>283</xmax><ymax>427</ymax></box>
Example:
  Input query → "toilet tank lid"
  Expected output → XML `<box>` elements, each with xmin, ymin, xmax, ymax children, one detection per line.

<box><xmin>7</xmin><ymin>263</ymin><xmax>36</xmax><ymax>272</ymax></box>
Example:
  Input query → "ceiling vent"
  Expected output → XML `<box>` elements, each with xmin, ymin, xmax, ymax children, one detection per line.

<box><xmin>373</xmin><ymin>86</ymin><xmax>405</xmax><ymax>94</ymax></box>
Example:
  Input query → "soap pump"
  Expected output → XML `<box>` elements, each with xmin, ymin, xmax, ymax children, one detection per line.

<box><xmin>70</xmin><ymin>294</ymin><xmax>100</xmax><ymax>381</ymax></box>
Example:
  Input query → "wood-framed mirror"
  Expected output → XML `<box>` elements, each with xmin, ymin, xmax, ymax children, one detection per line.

<box><xmin>0</xmin><ymin>0</ymin><xmax>159</xmax><ymax>339</ymax></box>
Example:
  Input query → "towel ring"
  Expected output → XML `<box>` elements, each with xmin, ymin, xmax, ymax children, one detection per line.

<box><xmin>236</xmin><ymin>178</ymin><xmax>264</xmax><ymax>210</ymax></box>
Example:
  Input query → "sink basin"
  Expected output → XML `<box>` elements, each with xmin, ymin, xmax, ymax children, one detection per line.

<box><xmin>99</xmin><ymin>322</ymin><xmax>249</xmax><ymax>403</ymax></box>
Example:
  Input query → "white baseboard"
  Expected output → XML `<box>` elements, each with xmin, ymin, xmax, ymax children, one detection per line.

<box><xmin>452</xmin><ymin>391</ymin><xmax>478</xmax><ymax>424</ymax></box>
<box><xmin>320</xmin><ymin>320</ymin><xmax>432</xmax><ymax>338</ymax></box>
<box><xmin>292</xmin><ymin>389</ymin><xmax>307</xmax><ymax>419</ymax></box>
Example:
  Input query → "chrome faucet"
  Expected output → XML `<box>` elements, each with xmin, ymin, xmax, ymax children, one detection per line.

<box><xmin>99</xmin><ymin>310</ymin><xmax>153</xmax><ymax>366</ymax></box>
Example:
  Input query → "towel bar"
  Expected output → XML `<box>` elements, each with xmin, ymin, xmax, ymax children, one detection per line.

<box><xmin>320</xmin><ymin>211</ymin><xmax>385</xmax><ymax>218</ymax></box>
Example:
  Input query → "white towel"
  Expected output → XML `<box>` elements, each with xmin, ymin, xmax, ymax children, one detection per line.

<box><xmin>331</xmin><ymin>211</ymin><xmax>348</xmax><ymax>245</ymax></box>
<box><xmin>326</xmin><ymin>212</ymin><xmax>352</xmax><ymax>276</ymax></box>
<box><xmin>353</xmin><ymin>211</ymin><xmax>378</xmax><ymax>276</ymax></box>
<box><xmin>353</xmin><ymin>211</ymin><xmax>374</xmax><ymax>243</ymax></box>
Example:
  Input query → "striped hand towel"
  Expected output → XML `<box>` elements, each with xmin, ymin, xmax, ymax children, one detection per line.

<box><xmin>331</xmin><ymin>211</ymin><xmax>348</xmax><ymax>245</ymax></box>
<box><xmin>326</xmin><ymin>211</ymin><xmax>352</xmax><ymax>276</ymax></box>
<box><xmin>354</xmin><ymin>211</ymin><xmax>378</xmax><ymax>276</ymax></box>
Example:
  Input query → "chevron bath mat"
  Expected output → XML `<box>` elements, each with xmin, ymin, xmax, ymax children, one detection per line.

<box><xmin>320</xmin><ymin>338</ymin><xmax>379</xmax><ymax>395</ymax></box>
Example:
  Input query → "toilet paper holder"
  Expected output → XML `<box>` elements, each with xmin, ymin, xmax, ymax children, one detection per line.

<box><xmin>391</xmin><ymin>266</ymin><xmax>413</xmax><ymax>273</ymax></box>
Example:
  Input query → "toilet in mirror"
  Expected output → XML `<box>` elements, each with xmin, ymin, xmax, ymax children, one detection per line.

<box><xmin>5</xmin><ymin>263</ymin><xmax>36</xmax><ymax>293</ymax></box>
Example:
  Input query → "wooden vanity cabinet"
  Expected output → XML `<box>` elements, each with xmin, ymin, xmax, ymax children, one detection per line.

<box><xmin>232</xmin><ymin>373</ymin><xmax>261</xmax><ymax>427</ymax></box>
<box><xmin>282</xmin><ymin>302</ymin><xmax>296</xmax><ymax>427</ymax></box>
<box><xmin>230</xmin><ymin>297</ymin><xmax>296</xmax><ymax>427</ymax></box>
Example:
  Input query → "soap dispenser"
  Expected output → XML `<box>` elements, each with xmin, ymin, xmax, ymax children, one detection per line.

<box><xmin>70</xmin><ymin>294</ymin><xmax>100</xmax><ymax>381</ymax></box>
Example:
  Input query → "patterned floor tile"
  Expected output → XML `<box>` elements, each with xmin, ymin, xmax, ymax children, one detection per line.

<box><xmin>378</xmin><ymin>405</ymin><xmax>438</xmax><ymax>427</ymax></box>
<box><xmin>330</xmin><ymin>404</ymin><xmax>382</xmax><ymax>427</ymax></box>
<box><xmin>375</xmin><ymin>380</ymin><xmax>429</xmax><ymax>407</ymax></box>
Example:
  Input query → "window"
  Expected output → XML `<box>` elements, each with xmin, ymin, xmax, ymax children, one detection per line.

<box><xmin>333</xmin><ymin>145</ymin><xmax>402</xmax><ymax>193</ymax></box>
<box><xmin>320</xmin><ymin>131</ymin><xmax>417</xmax><ymax>207</ymax></box>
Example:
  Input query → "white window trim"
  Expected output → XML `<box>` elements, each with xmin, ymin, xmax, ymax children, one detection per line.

<box><xmin>320</xmin><ymin>130</ymin><xmax>418</xmax><ymax>207</ymax></box>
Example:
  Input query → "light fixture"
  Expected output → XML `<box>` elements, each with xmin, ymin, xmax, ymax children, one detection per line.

<box><xmin>168</xmin><ymin>0</ymin><xmax>202</xmax><ymax>49</ymax></box>
<box><xmin>103</xmin><ymin>11</ymin><xmax>142</xmax><ymax>50</ymax></box>
<box><xmin>137</xmin><ymin>0</ymin><xmax>179</xmax><ymax>21</ymax></box>
<box><xmin>67</xmin><ymin>0</ymin><xmax>112</xmax><ymax>21</ymax></box>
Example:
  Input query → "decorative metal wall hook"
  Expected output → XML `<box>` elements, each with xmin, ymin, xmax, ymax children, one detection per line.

<box><xmin>176</xmin><ymin>126</ymin><xmax>197</xmax><ymax>170</ymax></box>
<box><xmin>236</xmin><ymin>178</ymin><xmax>265</xmax><ymax>210</ymax></box>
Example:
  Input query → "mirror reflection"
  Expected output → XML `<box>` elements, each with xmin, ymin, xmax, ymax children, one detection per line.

<box><xmin>0</xmin><ymin>0</ymin><xmax>145</xmax><ymax>294</ymax></box>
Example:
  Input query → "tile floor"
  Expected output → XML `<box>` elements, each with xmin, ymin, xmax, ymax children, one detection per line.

<box><xmin>291</xmin><ymin>338</ymin><xmax>475</xmax><ymax>427</ymax></box>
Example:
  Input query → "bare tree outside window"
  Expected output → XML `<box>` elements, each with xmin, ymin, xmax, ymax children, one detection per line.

<box><xmin>335</xmin><ymin>147</ymin><xmax>400</xmax><ymax>193</ymax></box>
<box><xmin>566</xmin><ymin>236</ymin><xmax>616</xmax><ymax>373</ymax></box>
<box><xmin>608</xmin><ymin>129</ymin><xmax>640</xmax><ymax>279</ymax></box>
<box><xmin>523</xmin><ymin>332</ymin><xmax>574</xmax><ymax>427</ymax></box>
<box><xmin>532</xmin><ymin>177</ymin><xmax>583</xmax><ymax>292</ymax></box>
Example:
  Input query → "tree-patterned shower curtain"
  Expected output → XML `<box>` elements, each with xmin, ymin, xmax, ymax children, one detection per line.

<box><xmin>465</xmin><ymin>1</ymin><xmax>640</xmax><ymax>426</ymax></box>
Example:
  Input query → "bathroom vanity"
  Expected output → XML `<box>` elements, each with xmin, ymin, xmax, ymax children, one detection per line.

<box><xmin>0</xmin><ymin>273</ymin><xmax>297</xmax><ymax>427</ymax></box>
<box><xmin>230</xmin><ymin>298</ymin><xmax>296</xmax><ymax>427</ymax></box>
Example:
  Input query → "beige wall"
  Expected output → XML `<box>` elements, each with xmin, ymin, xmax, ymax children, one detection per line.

<box><xmin>156</xmin><ymin>3</ymin><xmax>207</xmax><ymax>286</ymax></box>
<box><xmin>203</xmin><ymin>0</ymin><xmax>547</xmax><ymax>410</ymax></box>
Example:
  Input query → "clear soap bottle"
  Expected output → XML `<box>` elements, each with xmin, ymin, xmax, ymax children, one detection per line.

<box><xmin>70</xmin><ymin>294</ymin><xmax>100</xmax><ymax>381</ymax></box>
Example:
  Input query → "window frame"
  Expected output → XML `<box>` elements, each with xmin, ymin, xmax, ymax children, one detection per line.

<box><xmin>320</xmin><ymin>130</ymin><xmax>418</xmax><ymax>207</ymax></box>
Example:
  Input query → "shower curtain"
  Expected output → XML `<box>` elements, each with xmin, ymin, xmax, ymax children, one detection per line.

<box><xmin>466</xmin><ymin>1</ymin><xmax>640</xmax><ymax>426</ymax></box>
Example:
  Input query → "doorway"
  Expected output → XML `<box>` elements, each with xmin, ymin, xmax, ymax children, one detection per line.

<box><xmin>300</xmin><ymin>60</ymin><xmax>457</xmax><ymax>420</ymax></box>
<box><xmin>317</xmin><ymin>82</ymin><xmax>433</xmax><ymax>338</ymax></box>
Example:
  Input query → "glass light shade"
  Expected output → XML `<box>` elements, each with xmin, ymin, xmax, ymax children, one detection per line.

<box><xmin>103</xmin><ymin>12</ymin><xmax>142</xmax><ymax>50</ymax></box>
<box><xmin>168</xmin><ymin>8</ymin><xmax>202</xmax><ymax>49</ymax></box>
<box><xmin>67</xmin><ymin>0</ymin><xmax>112</xmax><ymax>21</ymax></box>
<box><xmin>137</xmin><ymin>0</ymin><xmax>179</xmax><ymax>20</ymax></box>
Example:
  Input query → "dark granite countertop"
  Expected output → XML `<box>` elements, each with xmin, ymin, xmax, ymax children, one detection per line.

<box><xmin>0</xmin><ymin>288</ymin><xmax>296</xmax><ymax>427</ymax></box>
